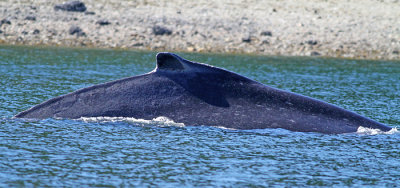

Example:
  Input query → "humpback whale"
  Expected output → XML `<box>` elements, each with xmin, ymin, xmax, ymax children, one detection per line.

<box><xmin>15</xmin><ymin>52</ymin><xmax>391</xmax><ymax>134</ymax></box>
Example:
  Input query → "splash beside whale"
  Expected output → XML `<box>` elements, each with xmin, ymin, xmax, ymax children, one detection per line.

<box><xmin>15</xmin><ymin>52</ymin><xmax>392</xmax><ymax>134</ymax></box>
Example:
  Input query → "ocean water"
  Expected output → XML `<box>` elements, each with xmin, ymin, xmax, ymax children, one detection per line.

<box><xmin>1</xmin><ymin>45</ymin><xmax>399</xmax><ymax>187</ymax></box>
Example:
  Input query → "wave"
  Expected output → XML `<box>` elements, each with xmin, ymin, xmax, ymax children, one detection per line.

<box><xmin>356</xmin><ymin>126</ymin><xmax>399</xmax><ymax>135</ymax></box>
<box><xmin>76</xmin><ymin>117</ymin><xmax>398</xmax><ymax>135</ymax></box>
<box><xmin>77</xmin><ymin>116</ymin><xmax>185</xmax><ymax>128</ymax></box>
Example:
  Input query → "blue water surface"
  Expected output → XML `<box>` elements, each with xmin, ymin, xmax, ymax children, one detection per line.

<box><xmin>0</xmin><ymin>45</ymin><xmax>399</xmax><ymax>187</ymax></box>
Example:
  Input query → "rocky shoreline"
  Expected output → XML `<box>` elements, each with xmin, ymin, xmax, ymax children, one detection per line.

<box><xmin>1</xmin><ymin>0</ymin><xmax>399</xmax><ymax>60</ymax></box>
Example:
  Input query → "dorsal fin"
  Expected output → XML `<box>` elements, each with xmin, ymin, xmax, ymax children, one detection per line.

<box><xmin>156</xmin><ymin>52</ymin><xmax>185</xmax><ymax>71</ymax></box>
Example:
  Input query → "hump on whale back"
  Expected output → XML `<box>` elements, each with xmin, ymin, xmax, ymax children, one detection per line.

<box><xmin>155</xmin><ymin>52</ymin><xmax>253</xmax><ymax>80</ymax></box>
<box><xmin>156</xmin><ymin>52</ymin><xmax>185</xmax><ymax>71</ymax></box>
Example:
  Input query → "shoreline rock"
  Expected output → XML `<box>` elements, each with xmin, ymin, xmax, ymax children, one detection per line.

<box><xmin>0</xmin><ymin>0</ymin><xmax>399</xmax><ymax>60</ymax></box>
<box><xmin>54</xmin><ymin>1</ymin><xmax>87</xmax><ymax>12</ymax></box>
<box><xmin>69</xmin><ymin>26</ymin><xmax>85</xmax><ymax>37</ymax></box>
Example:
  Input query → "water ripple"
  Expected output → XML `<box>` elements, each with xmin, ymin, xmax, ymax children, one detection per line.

<box><xmin>1</xmin><ymin>46</ymin><xmax>399</xmax><ymax>187</ymax></box>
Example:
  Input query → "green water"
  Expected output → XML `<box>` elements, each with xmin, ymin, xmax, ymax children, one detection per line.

<box><xmin>1</xmin><ymin>45</ymin><xmax>399</xmax><ymax>186</ymax></box>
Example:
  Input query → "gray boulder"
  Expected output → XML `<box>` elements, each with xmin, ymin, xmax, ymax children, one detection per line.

<box><xmin>25</xmin><ymin>15</ymin><xmax>36</xmax><ymax>21</ymax></box>
<box><xmin>96</xmin><ymin>19</ymin><xmax>110</xmax><ymax>26</ymax></box>
<box><xmin>152</xmin><ymin>26</ymin><xmax>172</xmax><ymax>35</ymax></box>
<box><xmin>0</xmin><ymin>18</ymin><xmax>11</xmax><ymax>26</ymax></box>
<box><xmin>69</xmin><ymin>26</ymin><xmax>86</xmax><ymax>36</ymax></box>
<box><xmin>54</xmin><ymin>1</ymin><xmax>87</xmax><ymax>12</ymax></box>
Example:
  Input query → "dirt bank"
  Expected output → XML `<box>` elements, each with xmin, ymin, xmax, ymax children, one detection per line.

<box><xmin>1</xmin><ymin>0</ymin><xmax>399</xmax><ymax>60</ymax></box>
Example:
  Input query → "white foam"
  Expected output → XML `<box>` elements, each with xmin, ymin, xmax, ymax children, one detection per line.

<box><xmin>78</xmin><ymin>116</ymin><xmax>185</xmax><ymax>128</ymax></box>
<box><xmin>214</xmin><ymin>126</ymin><xmax>238</xmax><ymax>130</ymax></box>
<box><xmin>356</xmin><ymin>126</ymin><xmax>399</xmax><ymax>135</ymax></box>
